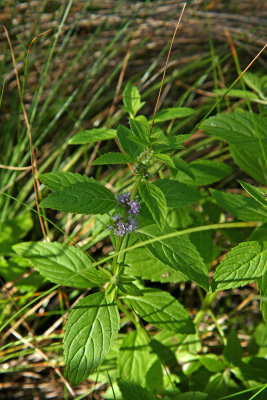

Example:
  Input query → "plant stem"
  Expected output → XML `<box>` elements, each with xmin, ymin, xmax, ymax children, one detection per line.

<box><xmin>116</xmin><ymin>298</ymin><xmax>140</xmax><ymax>329</ymax></box>
<box><xmin>111</xmin><ymin>177</ymin><xmax>142</xmax><ymax>276</ymax></box>
<box><xmin>208</xmin><ymin>308</ymin><xmax>227</xmax><ymax>346</ymax></box>
<box><xmin>194</xmin><ymin>292</ymin><xmax>218</xmax><ymax>327</ymax></box>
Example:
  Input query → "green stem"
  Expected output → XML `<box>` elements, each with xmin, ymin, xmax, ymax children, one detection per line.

<box><xmin>112</xmin><ymin>177</ymin><xmax>142</xmax><ymax>276</ymax></box>
<box><xmin>95</xmin><ymin>221</ymin><xmax>259</xmax><ymax>270</ymax></box>
<box><xmin>117</xmin><ymin>298</ymin><xmax>140</xmax><ymax>328</ymax></box>
<box><xmin>193</xmin><ymin>292</ymin><xmax>218</xmax><ymax>327</ymax></box>
<box><xmin>208</xmin><ymin>308</ymin><xmax>227</xmax><ymax>346</ymax></box>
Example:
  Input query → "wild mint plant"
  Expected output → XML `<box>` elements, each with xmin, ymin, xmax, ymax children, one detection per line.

<box><xmin>11</xmin><ymin>78</ymin><xmax>267</xmax><ymax>398</ymax></box>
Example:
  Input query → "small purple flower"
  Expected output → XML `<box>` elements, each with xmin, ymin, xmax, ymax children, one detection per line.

<box><xmin>128</xmin><ymin>199</ymin><xmax>141</xmax><ymax>215</ymax></box>
<box><xmin>114</xmin><ymin>219</ymin><xmax>126</xmax><ymax>237</ymax></box>
<box><xmin>117</xmin><ymin>192</ymin><xmax>131</xmax><ymax>205</ymax></box>
<box><xmin>125</xmin><ymin>217</ymin><xmax>138</xmax><ymax>233</ymax></box>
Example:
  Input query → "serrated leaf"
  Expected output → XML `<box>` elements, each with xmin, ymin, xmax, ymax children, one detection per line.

<box><xmin>200</xmin><ymin>111</ymin><xmax>267</xmax><ymax>156</ymax></box>
<box><xmin>123</xmin><ymin>81</ymin><xmax>145</xmax><ymax>118</ymax></box>
<box><xmin>223</xmin><ymin>329</ymin><xmax>242</xmax><ymax>366</ymax></box>
<box><xmin>230</xmin><ymin>145</ymin><xmax>267</xmax><ymax>186</ymax></box>
<box><xmin>130</xmin><ymin>118</ymin><xmax>150</xmax><ymax>143</ymax></box>
<box><xmin>138</xmin><ymin>225</ymin><xmax>209</xmax><ymax>291</ymax></box>
<box><xmin>68</xmin><ymin>128</ymin><xmax>117</xmax><ymax>144</ymax></box>
<box><xmin>119</xmin><ymin>330</ymin><xmax>151</xmax><ymax>385</ymax></box>
<box><xmin>149</xmin><ymin>107</ymin><xmax>195</xmax><ymax>123</ymax></box>
<box><xmin>117</xmin><ymin>124</ymin><xmax>144</xmax><ymax>160</ymax></box>
<box><xmin>81</xmin><ymin>267</ymin><xmax>111</xmax><ymax>285</ymax></box>
<box><xmin>139</xmin><ymin>181</ymin><xmax>167</xmax><ymax>229</ymax></box>
<box><xmin>211</xmin><ymin>189</ymin><xmax>267</xmax><ymax>222</ymax></box>
<box><xmin>127</xmin><ymin>288</ymin><xmax>195</xmax><ymax>334</ymax></box>
<box><xmin>118</xmin><ymin>379</ymin><xmax>157</xmax><ymax>400</ymax></box>
<box><xmin>92</xmin><ymin>152</ymin><xmax>133</xmax><ymax>165</ymax></box>
<box><xmin>13</xmin><ymin>241</ymin><xmax>96</xmax><ymax>288</ymax></box>
<box><xmin>211</xmin><ymin>241</ymin><xmax>267</xmax><ymax>291</ymax></box>
<box><xmin>40</xmin><ymin>181</ymin><xmax>117</xmax><ymax>215</ymax></box>
<box><xmin>153</xmin><ymin>179</ymin><xmax>200</xmax><ymax>208</ymax></box>
<box><xmin>64</xmin><ymin>292</ymin><xmax>120</xmax><ymax>385</ymax></box>
<box><xmin>40</xmin><ymin>172</ymin><xmax>92</xmax><ymax>191</ymax></box>
<box><xmin>153</xmin><ymin>153</ymin><xmax>176</xmax><ymax>168</ymax></box>
<box><xmin>238</xmin><ymin>180</ymin><xmax>267</xmax><ymax>208</ymax></box>
<box><xmin>177</xmin><ymin>160</ymin><xmax>233</xmax><ymax>186</ymax></box>
<box><xmin>125</xmin><ymin>246</ymin><xmax>185</xmax><ymax>283</ymax></box>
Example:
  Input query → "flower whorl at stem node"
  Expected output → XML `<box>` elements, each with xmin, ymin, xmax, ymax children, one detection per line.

<box><xmin>108</xmin><ymin>193</ymin><xmax>140</xmax><ymax>237</ymax></box>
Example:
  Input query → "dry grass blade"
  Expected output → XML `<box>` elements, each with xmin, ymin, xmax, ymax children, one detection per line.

<box><xmin>3</xmin><ymin>26</ymin><xmax>47</xmax><ymax>240</ymax></box>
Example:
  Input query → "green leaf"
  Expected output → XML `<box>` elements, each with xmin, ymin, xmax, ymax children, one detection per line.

<box><xmin>150</xmin><ymin>339</ymin><xmax>177</xmax><ymax>368</ymax></box>
<box><xmin>117</xmin><ymin>124</ymin><xmax>144</xmax><ymax>160</ymax></box>
<box><xmin>153</xmin><ymin>153</ymin><xmax>176</xmax><ymax>169</ymax></box>
<box><xmin>153</xmin><ymin>179</ymin><xmax>201</xmax><ymax>208</ymax></box>
<box><xmin>130</xmin><ymin>118</ymin><xmax>150</xmax><ymax>143</ymax></box>
<box><xmin>200</xmin><ymin>111</ymin><xmax>267</xmax><ymax>157</ymax></box>
<box><xmin>68</xmin><ymin>128</ymin><xmax>117</xmax><ymax>145</ymax></box>
<box><xmin>81</xmin><ymin>267</ymin><xmax>111</xmax><ymax>285</ymax></box>
<box><xmin>199</xmin><ymin>354</ymin><xmax>224</xmax><ymax>372</ymax></box>
<box><xmin>13</xmin><ymin>241</ymin><xmax>97</xmax><ymax>288</ymax></box>
<box><xmin>40</xmin><ymin>172</ymin><xmax>92</xmax><ymax>191</ymax></box>
<box><xmin>171</xmin><ymin>155</ymin><xmax>195</xmax><ymax>179</ymax></box>
<box><xmin>123</xmin><ymin>81</ymin><xmax>145</xmax><ymax>118</ymax></box>
<box><xmin>92</xmin><ymin>152</ymin><xmax>133</xmax><ymax>165</ymax></box>
<box><xmin>177</xmin><ymin>160</ymin><xmax>233</xmax><ymax>186</ymax></box>
<box><xmin>211</xmin><ymin>189</ymin><xmax>267</xmax><ymax>222</ymax></box>
<box><xmin>243</xmin><ymin>72</ymin><xmax>265</xmax><ymax>99</ymax></box>
<box><xmin>0</xmin><ymin>256</ymin><xmax>45</xmax><ymax>292</ymax></box>
<box><xmin>211</xmin><ymin>241</ymin><xmax>267</xmax><ymax>291</ymax></box>
<box><xmin>0</xmin><ymin>213</ymin><xmax>33</xmax><ymax>254</ymax></box>
<box><xmin>138</xmin><ymin>225</ymin><xmax>209</xmax><ymax>291</ymax></box>
<box><xmin>238</xmin><ymin>180</ymin><xmax>267</xmax><ymax>208</ymax></box>
<box><xmin>257</xmin><ymin>272</ymin><xmax>267</xmax><ymax>323</ymax></box>
<box><xmin>118</xmin><ymin>379</ymin><xmax>157</xmax><ymax>400</ymax></box>
<box><xmin>190</xmin><ymin>230</ymin><xmax>214</xmax><ymax>265</ymax></box>
<box><xmin>177</xmin><ymin>392</ymin><xmax>208</xmax><ymax>400</ymax></box>
<box><xmin>230</xmin><ymin>145</ymin><xmax>267</xmax><ymax>186</ymax></box>
<box><xmin>125</xmin><ymin>246</ymin><xmax>185</xmax><ymax>283</ymax></box>
<box><xmin>151</xmin><ymin>134</ymin><xmax>190</xmax><ymax>152</ymax></box>
<box><xmin>149</xmin><ymin>107</ymin><xmax>195</xmax><ymax>123</ymax></box>
<box><xmin>64</xmin><ymin>292</ymin><xmax>120</xmax><ymax>385</ymax></box>
<box><xmin>214</xmin><ymin>88</ymin><xmax>258</xmax><ymax>101</ymax></box>
<box><xmin>223</xmin><ymin>329</ymin><xmax>242</xmax><ymax>366</ymax></box>
<box><xmin>139</xmin><ymin>181</ymin><xmax>167</xmax><ymax>229</ymax></box>
<box><xmin>40</xmin><ymin>181</ymin><xmax>117</xmax><ymax>215</ymax></box>
<box><xmin>127</xmin><ymin>288</ymin><xmax>195</xmax><ymax>333</ymax></box>
<box><xmin>146</xmin><ymin>360</ymin><xmax>163</xmax><ymax>394</ymax></box>
<box><xmin>204</xmin><ymin>373</ymin><xmax>227</xmax><ymax>399</ymax></box>
<box><xmin>119</xmin><ymin>329</ymin><xmax>151</xmax><ymax>385</ymax></box>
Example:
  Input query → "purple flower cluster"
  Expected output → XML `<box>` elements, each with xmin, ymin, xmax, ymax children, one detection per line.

<box><xmin>108</xmin><ymin>193</ymin><xmax>140</xmax><ymax>237</ymax></box>
<box><xmin>117</xmin><ymin>192</ymin><xmax>141</xmax><ymax>215</ymax></box>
